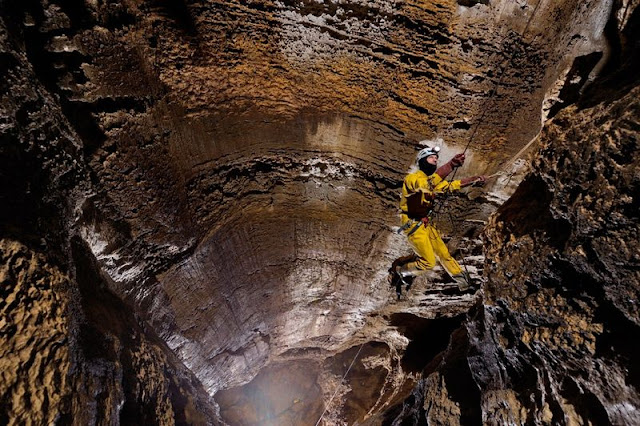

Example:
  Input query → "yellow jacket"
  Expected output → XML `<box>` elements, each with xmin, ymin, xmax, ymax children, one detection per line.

<box><xmin>400</xmin><ymin>170</ymin><xmax>461</xmax><ymax>223</ymax></box>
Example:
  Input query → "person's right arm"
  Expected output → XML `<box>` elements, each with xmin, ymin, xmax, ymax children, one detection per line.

<box><xmin>435</xmin><ymin>153</ymin><xmax>466</xmax><ymax>179</ymax></box>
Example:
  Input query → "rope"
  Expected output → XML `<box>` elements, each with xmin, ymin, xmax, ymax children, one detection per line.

<box><xmin>314</xmin><ymin>342</ymin><xmax>366</xmax><ymax>426</ymax></box>
<box><xmin>430</xmin><ymin>0</ymin><xmax>544</xmax><ymax>217</ymax></box>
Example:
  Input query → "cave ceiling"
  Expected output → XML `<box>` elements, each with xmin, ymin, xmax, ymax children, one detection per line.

<box><xmin>2</xmin><ymin>0</ymin><xmax>638</xmax><ymax>424</ymax></box>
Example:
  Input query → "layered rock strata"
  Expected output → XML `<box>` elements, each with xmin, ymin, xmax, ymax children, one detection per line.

<box><xmin>1</xmin><ymin>0</ymin><xmax>638</xmax><ymax>424</ymax></box>
<box><xmin>1</xmin><ymin>13</ymin><xmax>217</xmax><ymax>424</ymax></box>
<box><xmin>386</xmin><ymin>7</ymin><xmax>640</xmax><ymax>423</ymax></box>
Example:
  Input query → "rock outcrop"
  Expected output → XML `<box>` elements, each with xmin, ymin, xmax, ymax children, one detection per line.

<box><xmin>472</xmin><ymin>84</ymin><xmax>640</xmax><ymax>425</ymax></box>
<box><xmin>386</xmin><ymin>6</ymin><xmax>640</xmax><ymax>423</ymax></box>
<box><xmin>0</xmin><ymin>239</ymin><xmax>219</xmax><ymax>424</ymax></box>
<box><xmin>1</xmin><ymin>11</ymin><xmax>217</xmax><ymax>423</ymax></box>
<box><xmin>392</xmin><ymin>83</ymin><xmax>640</xmax><ymax>426</ymax></box>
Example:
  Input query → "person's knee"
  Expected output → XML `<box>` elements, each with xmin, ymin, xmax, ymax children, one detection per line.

<box><xmin>415</xmin><ymin>257</ymin><xmax>436</xmax><ymax>271</ymax></box>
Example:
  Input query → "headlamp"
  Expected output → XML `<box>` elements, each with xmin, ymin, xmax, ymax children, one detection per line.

<box><xmin>416</xmin><ymin>146</ymin><xmax>441</xmax><ymax>162</ymax></box>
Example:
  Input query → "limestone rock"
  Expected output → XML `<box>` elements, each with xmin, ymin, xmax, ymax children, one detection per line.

<box><xmin>471</xmin><ymin>85</ymin><xmax>640</xmax><ymax>425</ymax></box>
<box><xmin>1</xmin><ymin>0</ymin><xmax>639</xmax><ymax>424</ymax></box>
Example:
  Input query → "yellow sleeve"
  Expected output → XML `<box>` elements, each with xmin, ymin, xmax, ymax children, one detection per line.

<box><xmin>434</xmin><ymin>179</ymin><xmax>461</xmax><ymax>193</ymax></box>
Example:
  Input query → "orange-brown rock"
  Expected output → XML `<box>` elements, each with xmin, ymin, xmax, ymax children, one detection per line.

<box><xmin>1</xmin><ymin>0</ymin><xmax>638</xmax><ymax>424</ymax></box>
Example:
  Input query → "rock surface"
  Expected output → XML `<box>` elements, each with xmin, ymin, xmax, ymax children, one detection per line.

<box><xmin>0</xmin><ymin>238</ymin><xmax>219</xmax><ymax>425</ymax></box>
<box><xmin>1</xmin><ymin>0</ymin><xmax>639</xmax><ymax>424</ymax></box>
<box><xmin>471</xmin><ymin>85</ymin><xmax>640</xmax><ymax>425</ymax></box>
<box><xmin>386</xmin><ymin>9</ymin><xmax>640</xmax><ymax>423</ymax></box>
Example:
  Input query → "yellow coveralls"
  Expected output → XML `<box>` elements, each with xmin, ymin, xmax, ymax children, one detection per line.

<box><xmin>399</xmin><ymin>169</ymin><xmax>463</xmax><ymax>276</ymax></box>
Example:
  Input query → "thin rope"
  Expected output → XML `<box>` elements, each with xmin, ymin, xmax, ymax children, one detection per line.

<box><xmin>430</xmin><ymin>0</ymin><xmax>544</xmax><ymax>218</ymax></box>
<box><xmin>314</xmin><ymin>342</ymin><xmax>366</xmax><ymax>426</ymax></box>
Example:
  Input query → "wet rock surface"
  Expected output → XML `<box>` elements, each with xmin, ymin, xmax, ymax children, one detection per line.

<box><xmin>1</xmin><ymin>0</ymin><xmax>639</xmax><ymax>424</ymax></box>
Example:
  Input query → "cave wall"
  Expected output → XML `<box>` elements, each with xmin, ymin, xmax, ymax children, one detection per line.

<box><xmin>47</xmin><ymin>0</ymin><xmax>618</xmax><ymax>403</ymax></box>
<box><xmin>469</xmin><ymin>87</ymin><xmax>640</xmax><ymax>425</ymax></box>
<box><xmin>0</xmin><ymin>238</ymin><xmax>219</xmax><ymax>425</ymax></box>
<box><xmin>0</xmin><ymin>13</ymin><xmax>219</xmax><ymax>425</ymax></box>
<box><xmin>2</xmin><ymin>0</ymin><xmax>638</xmax><ymax>424</ymax></box>
<box><xmin>387</xmin><ymin>4</ymin><xmax>640</xmax><ymax>424</ymax></box>
<box><xmin>474</xmin><ymin>5</ymin><xmax>640</xmax><ymax>424</ymax></box>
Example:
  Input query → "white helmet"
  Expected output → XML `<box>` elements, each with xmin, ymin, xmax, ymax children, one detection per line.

<box><xmin>416</xmin><ymin>145</ymin><xmax>440</xmax><ymax>163</ymax></box>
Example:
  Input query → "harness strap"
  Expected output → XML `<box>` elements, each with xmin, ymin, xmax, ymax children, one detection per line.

<box><xmin>398</xmin><ymin>210</ymin><xmax>433</xmax><ymax>236</ymax></box>
<box><xmin>397</xmin><ymin>219</ymin><xmax>414</xmax><ymax>234</ymax></box>
<box><xmin>407</xmin><ymin>220</ymin><xmax>423</xmax><ymax>237</ymax></box>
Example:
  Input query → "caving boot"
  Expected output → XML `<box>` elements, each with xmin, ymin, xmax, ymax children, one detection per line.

<box><xmin>451</xmin><ymin>272</ymin><xmax>472</xmax><ymax>291</ymax></box>
<box><xmin>388</xmin><ymin>256</ymin><xmax>421</xmax><ymax>299</ymax></box>
<box><xmin>387</xmin><ymin>255</ymin><xmax>416</xmax><ymax>286</ymax></box>
<box><xmin>395</xmin><ymin>264</ymin><xmax>416</xmax><ymax>291</ymax></box>
<box><xmin>395</xmin><ymin>263</ymin><xmax>423</xmax><ymax>298</ymax></box>
<box><xmin>388</xmin><ymin>266</ymin><xmax>407</xmax><ymax>300</ymax></box>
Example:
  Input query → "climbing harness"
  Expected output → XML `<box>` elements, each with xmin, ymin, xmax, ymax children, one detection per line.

<box><xmin>314</xmin><ymin>342</ymin><xmax>366</xmax><ymax>426</ymax></box>
<box><xmin>396</xmin><ymin>218</ymin><xmax>426</xmax><ymax>237</ymax></box>
<box><xmin>407</xmin><ymin>220</ymin><xmax>424</xmax><ymax>237</ymax></box>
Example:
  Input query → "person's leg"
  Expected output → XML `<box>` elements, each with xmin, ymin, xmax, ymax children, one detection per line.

<box><xmin>389</xmin><ymin>254</ymin><xmax>418</xmax><ymax>272</ymax></box>
<box><xmin>389</xmin><ymin>225</ymin><xmax>436</xmax><ymax>298</ymax></box>
<box><xmin>426</xmin><ymin>225</ymin><xmax>462</xmax><ymax>276</ymax></box>
<box><xmin>426</xmin><ymin>225</ymin><xmax>471</xmax><ymax>290</ymax></box>
<box><xmin>398</xmin><ymin>225</ymin><xmax>436</xmax><ymax>276</ymax></box>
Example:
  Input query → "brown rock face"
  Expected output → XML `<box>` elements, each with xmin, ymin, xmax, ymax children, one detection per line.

<box><xmin>0</xmin><ymin>238</ymin><xmax>218</xmax><ymax>425</ymax></box>
<box><xmin>0</xmin><ymin>241</ymin><xmax>72</xmax><ymax>425</ymax></box>
<box><xmin>470</xmin><ymin>85</ymin><xmax>640</xmax><ymax>424</ymax></box>
<box><xmin>1</xmin><ymin>8</ymin><xmax>216</xmax><ymax>423</ymax></box>
<box><xmin>390</xmin><ymin>10</ymin><xmax>640</xmax><ymax>423</ymax></box>
<box><xmin>1</xmin><ymin>0</ymin><xmax>639</xmax><ymax>424</ymax></box>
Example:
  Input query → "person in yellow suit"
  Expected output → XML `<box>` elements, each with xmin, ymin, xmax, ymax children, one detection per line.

<box><xmin>391</xmin><ymin>144</ymin><xmax>487</xmax><ymax>296</ymax></box>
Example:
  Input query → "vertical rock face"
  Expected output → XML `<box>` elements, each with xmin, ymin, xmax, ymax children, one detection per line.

<box><xmin>470</xmin><ymin>7</ymin><xmax>640</xmax><ymax>424</ymax></box>
<box><xmin>1</xmin><ymin>0</ymin><xmax>639</xmax><ymax>424</ymax></box>
<box><xmin>0</xmin><ymin>10</ymin><xmax>217</xmax><ymax>424</ymax></box>
<box><xmin>0</xmin><ymin>238</ymin><xmax>219</xmax><ymax>424</ymax></box>
<box><xmin>401</xmin><ymin>8</ymin><xmax>640</xmax><ymax>424</ymax></box>
<box><xmin>0</xmin><ymin>241</ymin><xmax>72</xmax><ymax>425</ymax></box>
<box><xmin>471</xmin><ymin>86</ymin><xmax>640</xmax><ymax>424</ymax></box>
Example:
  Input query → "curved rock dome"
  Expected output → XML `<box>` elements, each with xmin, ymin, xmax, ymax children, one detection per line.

<box><xmin>1</xmin><ymin>0</ymin><xmax>639</xmax><ymax>424</ymax></box>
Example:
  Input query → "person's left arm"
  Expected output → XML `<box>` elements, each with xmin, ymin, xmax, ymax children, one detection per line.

<box><xmin>435</xmin><ymin>153</ymin><xmax>465</xmax><ymax>179</ymax></box>
<box><xmin>434</xmin><ymin>178</ymin><xmax>462</xmax><ymax>193</ymax></box>
<box><xmin>435</xmin><ymin>175</ymin><xmax>488</xmax><ymax>193</ymax></box>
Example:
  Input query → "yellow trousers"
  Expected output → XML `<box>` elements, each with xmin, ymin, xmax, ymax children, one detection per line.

<box><xmin>404</xmin><ymin>222</ymin><xmax>462</xmax><ymax>276</ymax></box>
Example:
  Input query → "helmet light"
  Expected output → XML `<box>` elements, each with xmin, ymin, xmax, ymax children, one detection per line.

<box><xmin>416</xmin><ymin>146</ymin><xmax>441</xmax><ymax>162</ymax></box>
